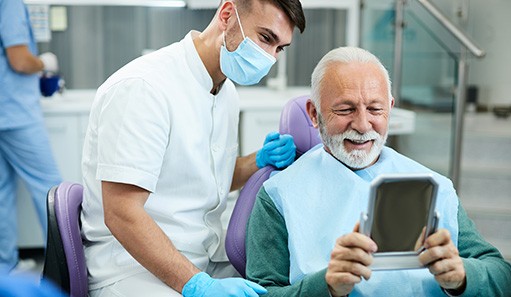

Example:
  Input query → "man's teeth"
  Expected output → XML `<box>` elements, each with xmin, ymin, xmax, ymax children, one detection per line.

<box><xmin>351</xmin><ymin>139</ymin><xmax>368</xmax><ymax>144</ymax></box>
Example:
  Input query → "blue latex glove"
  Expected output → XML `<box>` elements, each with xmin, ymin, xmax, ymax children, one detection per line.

<box><xmin>182</xmin><ymin>272</ymin><xmax>267</xmax><ymax>297</ymax></box>
<box><xmin>256</xmin><ymin>131</ymin><xmax>296</xmax><ymax>169</ymax></box>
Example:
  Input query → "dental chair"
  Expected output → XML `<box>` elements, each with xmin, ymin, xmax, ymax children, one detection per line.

<box><xmin>42</xmin><ymin>182</ymin><xmax>88</xmax><ymax>297</ymax></box>
<box><xmin>225</xmin><ymin>95</ymin><xmax>321</xmax><ymax>277</ymax></box>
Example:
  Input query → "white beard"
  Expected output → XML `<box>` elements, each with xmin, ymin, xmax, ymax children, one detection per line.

<box><xmin>319</xmin><ymin>119</ymin><xmax>387</xmax><ymax>169</ymax></box>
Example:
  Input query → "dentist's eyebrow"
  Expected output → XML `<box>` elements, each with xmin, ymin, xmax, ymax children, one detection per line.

<box><xmin>260</xmin><ymin>27</ymin><xmax>290</xmax><ymax>47</ymax></box>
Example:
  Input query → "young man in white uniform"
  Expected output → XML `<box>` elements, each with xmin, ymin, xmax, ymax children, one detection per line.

<box><xmin>81</xmin><ymin>0</ymin><xmax>305</xmax><ymax>296</ymax></box>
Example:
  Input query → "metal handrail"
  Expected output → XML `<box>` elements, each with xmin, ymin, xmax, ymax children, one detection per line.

<box><xmin>392</xmin><ymin>0</ymin><xmax>406</xmax><ymax>104</ymax></box>
<box><xmin>416</xmin><ymin>0</ymin><xmax>485</xmax><ymax>58</ymax></box>
<box><xmin>392</xmin><ymin>0</ymin><xmax>486</xmax><ymax>189</ymax></box>
<box><xmin>415</xmin><ymin>0</ymin><xmax>485</xmax><ymax>188</ymax></box>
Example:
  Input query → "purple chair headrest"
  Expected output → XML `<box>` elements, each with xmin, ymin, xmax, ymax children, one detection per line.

<box><xmin>225</xmin><ymin>95</ymin><xmax>321</xmax><ymax>277</ymax></box>
<box><xmin>279</xmin><ymin>95</ymin><xmax>321</xmax><ymax>157</ymax></box>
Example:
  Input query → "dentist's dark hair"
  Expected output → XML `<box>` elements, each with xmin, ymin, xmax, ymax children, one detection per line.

<box><xmin>223</xmin><ymin>0</ymin><xmax>306</xmax><ymax>33</ymax></box>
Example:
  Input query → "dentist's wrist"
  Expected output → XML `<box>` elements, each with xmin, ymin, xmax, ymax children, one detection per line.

<box><xmin>182</xmin><ymin>272</ymin><xmax>213</xmax><ymax>297</ymax></box>
<box><xmin>255</xmin><ymin>150</ymin><xmax>266</xmax><ymax>168</ymax></box>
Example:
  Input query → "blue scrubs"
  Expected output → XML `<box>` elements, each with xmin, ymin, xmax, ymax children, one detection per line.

<box><xmin>0</xmin><ymin>0</ymin><xmax>61</xmax><ymax>271</ymax></box>
<box><xmin>0</xmin><ymin>273</ymin><xmax>67</xmax><ymax>297</ymax></box>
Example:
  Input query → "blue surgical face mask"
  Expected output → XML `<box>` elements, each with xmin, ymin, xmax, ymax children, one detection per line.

<box><xmin>220</xmin><ymin>7</ymin><xmax>277</xmax><ymax>86</ymax></box>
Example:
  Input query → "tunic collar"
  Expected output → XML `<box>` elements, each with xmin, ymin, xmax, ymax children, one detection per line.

<box><xmin>183</xmin><ymin>31</ymin><xmax>215</xmax><ymax>94</ymax></box>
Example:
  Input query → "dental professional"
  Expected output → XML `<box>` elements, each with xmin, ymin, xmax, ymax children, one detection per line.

<box><xmin>81</xmin><ymin>0</ymin><xmax>305</xmax><ymax>296</ymax></box>
<box><xmin>0</xmin><ymin>0</ymin><xmax>61</xmax><ymax>272</ymax></box>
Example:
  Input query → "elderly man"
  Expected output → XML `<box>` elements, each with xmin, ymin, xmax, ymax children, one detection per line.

<box><xmin>245</xmin><ymin>47</ymin><xmax>511</xmax><ymax>296</ymax></box>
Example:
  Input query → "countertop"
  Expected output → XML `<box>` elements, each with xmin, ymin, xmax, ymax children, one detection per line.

<box><xmin>40</xmin><ymin>87</ymin><xmax>416</xmax><ymax>134</ymax></box>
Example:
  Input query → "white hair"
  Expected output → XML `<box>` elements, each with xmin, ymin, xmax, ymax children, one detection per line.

<box><xmin>310</xmin><ymin>47</ymin><xmax>392</xmax><ymax>110</ymax></box>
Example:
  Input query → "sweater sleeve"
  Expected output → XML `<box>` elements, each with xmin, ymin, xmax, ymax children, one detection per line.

<box><xmin>455</xmin><ymin>204</ymin><xmax>511</xmax><ymax>297</ymax></box>
<box><xmin>246</xmin><ymin>187</ymin><xmax>332</xmax><ymax>297</ymax></box>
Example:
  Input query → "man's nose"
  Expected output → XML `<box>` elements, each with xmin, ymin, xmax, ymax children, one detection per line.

<box><xmin>265</xmin><ymin>47</ymin><xmax>279</xmax><ymax>60</ymax></box>
<box><xmin>351</xmin><ymin>111</ymin><xmax>372</xmax><ymax>134</ymax></box>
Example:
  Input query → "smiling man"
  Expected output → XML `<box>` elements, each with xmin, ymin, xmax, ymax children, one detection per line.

<box><xmin>81</xmin><ymin>1</ymin><xmax>305</xmax><ymax>296</ymax></box>
<box><xmin>245</xmin><ymin>47</ymin><xmax>511</xmax><ymax>296</ymax></box>
<box><xmin>313</xmin><ymin>58</ymin><xmax>392</xmax><ymax>170</ymax></box>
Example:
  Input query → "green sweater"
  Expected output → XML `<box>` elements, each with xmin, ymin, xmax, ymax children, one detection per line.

<box><xmin>246</xmin><ymin>188</ymin><xmax>511</xmax><ymax>297</ymax></box>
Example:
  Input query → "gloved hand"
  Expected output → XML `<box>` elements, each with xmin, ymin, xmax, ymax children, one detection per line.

<box><xmin>39</xmin><ymin>52</ymin><xmax>59</xmax><ymax>73</ymax></box>
<box><xmin>182</xmin><ymin>272</ymin><xmax>267</xmax><ymax>297</ymax></box>
<box><xmin>256</xmin><ymin>131</ymin><xmax>296</xmax><ymax>169</ymax></box>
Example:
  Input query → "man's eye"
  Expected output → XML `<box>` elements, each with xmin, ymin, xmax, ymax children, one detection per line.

<box><xmin>277</xmin><ymin>46</ymin><xmax>285</xmax><ymax>53</ymax></box>
<box><xmin>260</xmin><ymin>34</ymin><xmax>271</xmax><ymax>43</ymax></box>
<box><xmin>334</xmin><ymin>109</ymin><xmax>353</xmax><ymax>115</ymax></box>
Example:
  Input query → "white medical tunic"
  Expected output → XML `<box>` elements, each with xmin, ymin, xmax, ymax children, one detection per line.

<box><xmin>81</xmin><ymin>31</ymin><xmax>240</xmax><ymax>289</ymax></box>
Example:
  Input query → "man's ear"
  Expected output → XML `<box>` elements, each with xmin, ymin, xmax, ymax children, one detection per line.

<box><xmin>217</xmin><ymin>1</ymin><xmax>235</xmax><ymax>31</ymax></box>
<box><xmin>306</xmin><ymin>99</ymin><xmax>319</xmax><ymax>129</ymax></box>
<box><xmin>390</xmin><ymin>97</ymin><xmax>395</xmax><ymax>109</ymax></box>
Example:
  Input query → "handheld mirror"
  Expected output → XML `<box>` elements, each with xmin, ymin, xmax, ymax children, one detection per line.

<box><xmin>360</xmin><ymin>173</ymin><xmax>440</xmax><ymax>270</ymax></box>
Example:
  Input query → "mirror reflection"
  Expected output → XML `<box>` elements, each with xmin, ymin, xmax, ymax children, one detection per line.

<box><xmin>370</xmin><ymin>180</ymin><xmax>434</xmax><ymax>252</ymax></box>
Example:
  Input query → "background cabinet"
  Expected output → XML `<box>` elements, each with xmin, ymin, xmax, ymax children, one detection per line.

<box><xmin>240</xmin><ymin>110</ymin><xmax>283</xmax><ymax>156</ymax></box>
<box><xmin>17</xmin><ymin>108</ymin><xmax>89</xmax><ymax>248</ymax></box>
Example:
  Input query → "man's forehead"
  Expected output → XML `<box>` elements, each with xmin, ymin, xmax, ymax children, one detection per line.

<box><xmin>327</xmin><ymin>63</ymin><xmax>387</xmax><ymax>87</ymax></box>
<box><xmin>321</xmin><ymin>68</ymin><xmax>390</xmax><ymax>102</ymax></box>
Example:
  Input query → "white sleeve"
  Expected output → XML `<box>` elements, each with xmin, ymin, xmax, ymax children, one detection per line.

<box><xmin>96</xmin><ymin>78</ymin><xmax>171</xmax><ymax>192</ymax></box>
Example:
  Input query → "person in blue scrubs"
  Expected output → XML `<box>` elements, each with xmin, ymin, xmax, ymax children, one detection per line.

<box><xmin>0</xmin><ymin>273</ymin><xmax>67</xmax><ymax>297</ymax></box>
<box><xmin>0</xmin><ymin>0</ymin><xmax>61</xmax><ymax>272</ymax></box>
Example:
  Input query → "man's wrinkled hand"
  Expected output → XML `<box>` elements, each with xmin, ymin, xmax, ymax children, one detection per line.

<box><xmin>326</xmin><ymin>223</ymin><xmax>377</xmax><ymax>297</ymax></box>
<box><xmin>419</xmin><ymin>229</ymin><xmax>466</xmax><ymax>293</ymax></box>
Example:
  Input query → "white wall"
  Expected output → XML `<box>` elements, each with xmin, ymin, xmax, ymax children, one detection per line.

<box><xmin>467</xmin><ymin>0</ymin><xmax>511</xmax><ymax>106</ymax></box>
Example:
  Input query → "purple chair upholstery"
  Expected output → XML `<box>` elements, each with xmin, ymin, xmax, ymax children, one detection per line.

<box><xmin>279</xmin><ymin>95</ymin><xmax>322</xmax><ymax>157</ymax></box>
<box><xmin>43</xmin><ymin>182</ymin><xmax>88</xmax><ymax>297</ymax></box>
<box><xmin>225</xmin><ymin>95</ymin><xmax>321</xmax><ymax>277</ymax></box>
